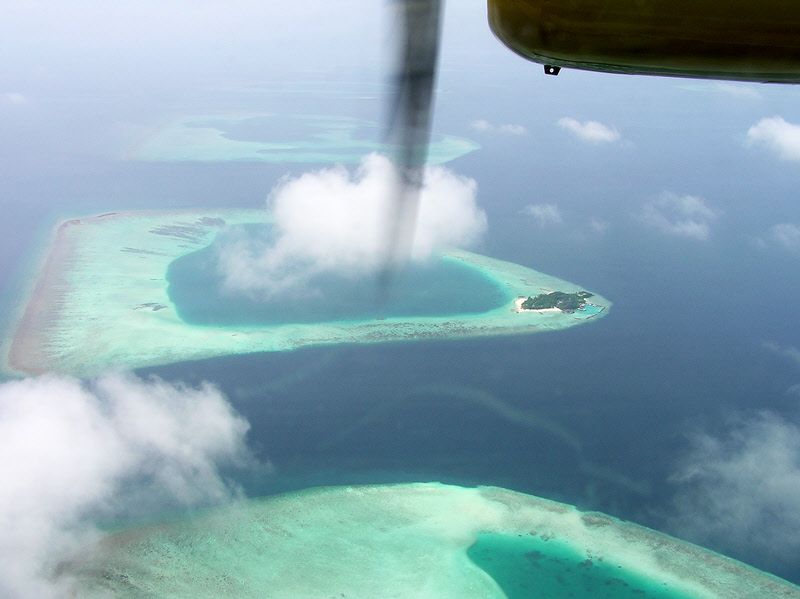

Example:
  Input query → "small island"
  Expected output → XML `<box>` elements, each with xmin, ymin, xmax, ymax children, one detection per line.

<box><xmin>521</xmin><ymin>291</ymin><xmax>594</xmax><ymax>313</ymax></box>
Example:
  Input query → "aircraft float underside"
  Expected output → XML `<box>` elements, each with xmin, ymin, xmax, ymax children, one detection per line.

<box><xmin>488</xmin><ymin>0</ymin><xmax>800</xmax><ymax>82</ymax></box>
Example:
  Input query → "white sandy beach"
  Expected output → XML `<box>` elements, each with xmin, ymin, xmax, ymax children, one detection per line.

<box><xmin>513</xmin><ymin>295</ymin><xmax>561</xmax><ymax>314</ymax></box>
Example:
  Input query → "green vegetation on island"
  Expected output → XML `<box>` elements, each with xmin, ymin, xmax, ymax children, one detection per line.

<box><xmin>521</xmin><ymin>291</ymin><xmax>594</xmax><ymax>312</ymax></box>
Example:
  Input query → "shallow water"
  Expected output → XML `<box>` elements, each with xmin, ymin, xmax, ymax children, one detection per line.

<box><xmin>166</xmin><ymin>224</ymin><xmax>510</xmax><ymax>325</ymax></box>
<box><xmin>67</xmin><ymin>484</ymin><xmax>798</xmax><ymax>599</ymax></box>
<box><xmin>467</xmin><ymin>532</ymin><xmax>696</xmax><ymax>599</ymax></box>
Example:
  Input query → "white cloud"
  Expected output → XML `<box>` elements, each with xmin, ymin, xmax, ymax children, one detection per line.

<box><xmin>218</xmin><ymin>153</ymin><xmax>487</xmax><ymax>296</ymax></box>
<box><xmin>588</xmin><ymin>217</ymin><xmax>610</xmax><ymax>234</ymax></box>
<box><xmin>2</xmin><ymin>92</ymin><xmax>27</xmax><ymax>105</ymax></box>
<box><xmin>470</xmin><ymin>119</ymin><xmax>527</xmax><ymax>135</ymax></box>
<box><xmin>521</xmin><ymin>203</ymin><xmax>562</xmax><ymax>227</ymax></box>
<box><xmin>769</xmin><ymin>223</ymin><xmax>800</xmax><ymax>251</ymax></box>
<box><xmin>669</xmin><ymin>413</ymin><xmax>800</xmax><ymax>570</ymax></box>
<box><xmin>762</xmin><ymin>341</ymin><xmax>800</xmax><ymax>396</ymax></box>
<box><xmin>0</xmin><ymin>373</ymin><xmax>253</xmax><ymax>599</ymax></box>
<box><xmin>638</xmin><ymin>192</ymin><xmax>721</xmax><ymax>240</ymax></box>
<box><xmin>746</xmin><ymin>116</ymin><xmax>800</xmax><ymax>161</ymax></box>
<box><xmin>557</xmin><ymin>117</ymin><xmax>620</xmax><ymax>143</ymax></box>
<box><xmin>762</xmin><ymin>341</ymin><xmax>800</xmax><ymax>368</ymax></box>
<box><xmin>713</xmin><ymin>83</ymin><xmax>762</xmax><ymax>99</ymax></box>
<box><xmin>753</xmin><ymin>223</ymin><xmax>800</xmax><ymax>252</ymax></box>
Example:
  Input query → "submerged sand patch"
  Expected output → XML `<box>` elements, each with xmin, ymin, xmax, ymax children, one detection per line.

<box><xmin>63</xmin><ymin>483</ymin><xmax>800</xmax><ymax>599</ymax></box>
<box><xmin>4</xmin><ymin>210</ymin><xmax>610</xmax><ymax>377</ymax></box>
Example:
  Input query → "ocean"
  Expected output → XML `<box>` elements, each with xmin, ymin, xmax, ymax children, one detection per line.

<box><xmin>139</xmin><ymin>209</ymin><xmax>800</xmax><ymax>583</ymax></box>
<box><xmin>3</xmin><ymin>70</ymin><xmax>800</xmax><ymax>588</ymax></box>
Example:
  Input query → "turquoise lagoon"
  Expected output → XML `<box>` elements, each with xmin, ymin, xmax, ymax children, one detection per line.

<box><xmin>166</xmin><ymin>224</ymin><xmax>510</xmax><ymax>326</ymax></box>
<box><xmin>468</xmin><ymin>533</ymin><xmax>695</xmax><ymax>599</ymax></box>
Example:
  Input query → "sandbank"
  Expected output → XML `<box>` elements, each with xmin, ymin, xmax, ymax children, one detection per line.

<box><xmin>4</xmin><ymin>210</ymin><xmax>610</xmax><ymax>377</ymax></box>
<box><xmin>64</xmin><ymin>482</ymin><xmax>800</xmax><ymax>599</ymax></box>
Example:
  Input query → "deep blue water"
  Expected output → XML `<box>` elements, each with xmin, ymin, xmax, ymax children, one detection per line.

<box><xmin>166</xmin><ymin>224</ymin><xmax>510</xmax><ymax>325</ymax></box>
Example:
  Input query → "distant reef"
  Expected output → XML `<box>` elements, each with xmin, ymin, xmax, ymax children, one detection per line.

<box><xmin>128</xmin><ymin>113</ymin><xmax>480</xmax><ymax>164</ymax></box>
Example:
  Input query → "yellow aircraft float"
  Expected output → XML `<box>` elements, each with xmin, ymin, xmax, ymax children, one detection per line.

<box><xmin>487</xmin><ymin>0</ymin><xmax>800</xmax><ymax>82</ymax></box>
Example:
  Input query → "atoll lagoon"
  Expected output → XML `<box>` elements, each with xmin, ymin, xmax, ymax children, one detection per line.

<box><xmin>4</xmin><ymin>210</ymin><xmax>610</xmax><ymax>377</ymax></box>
